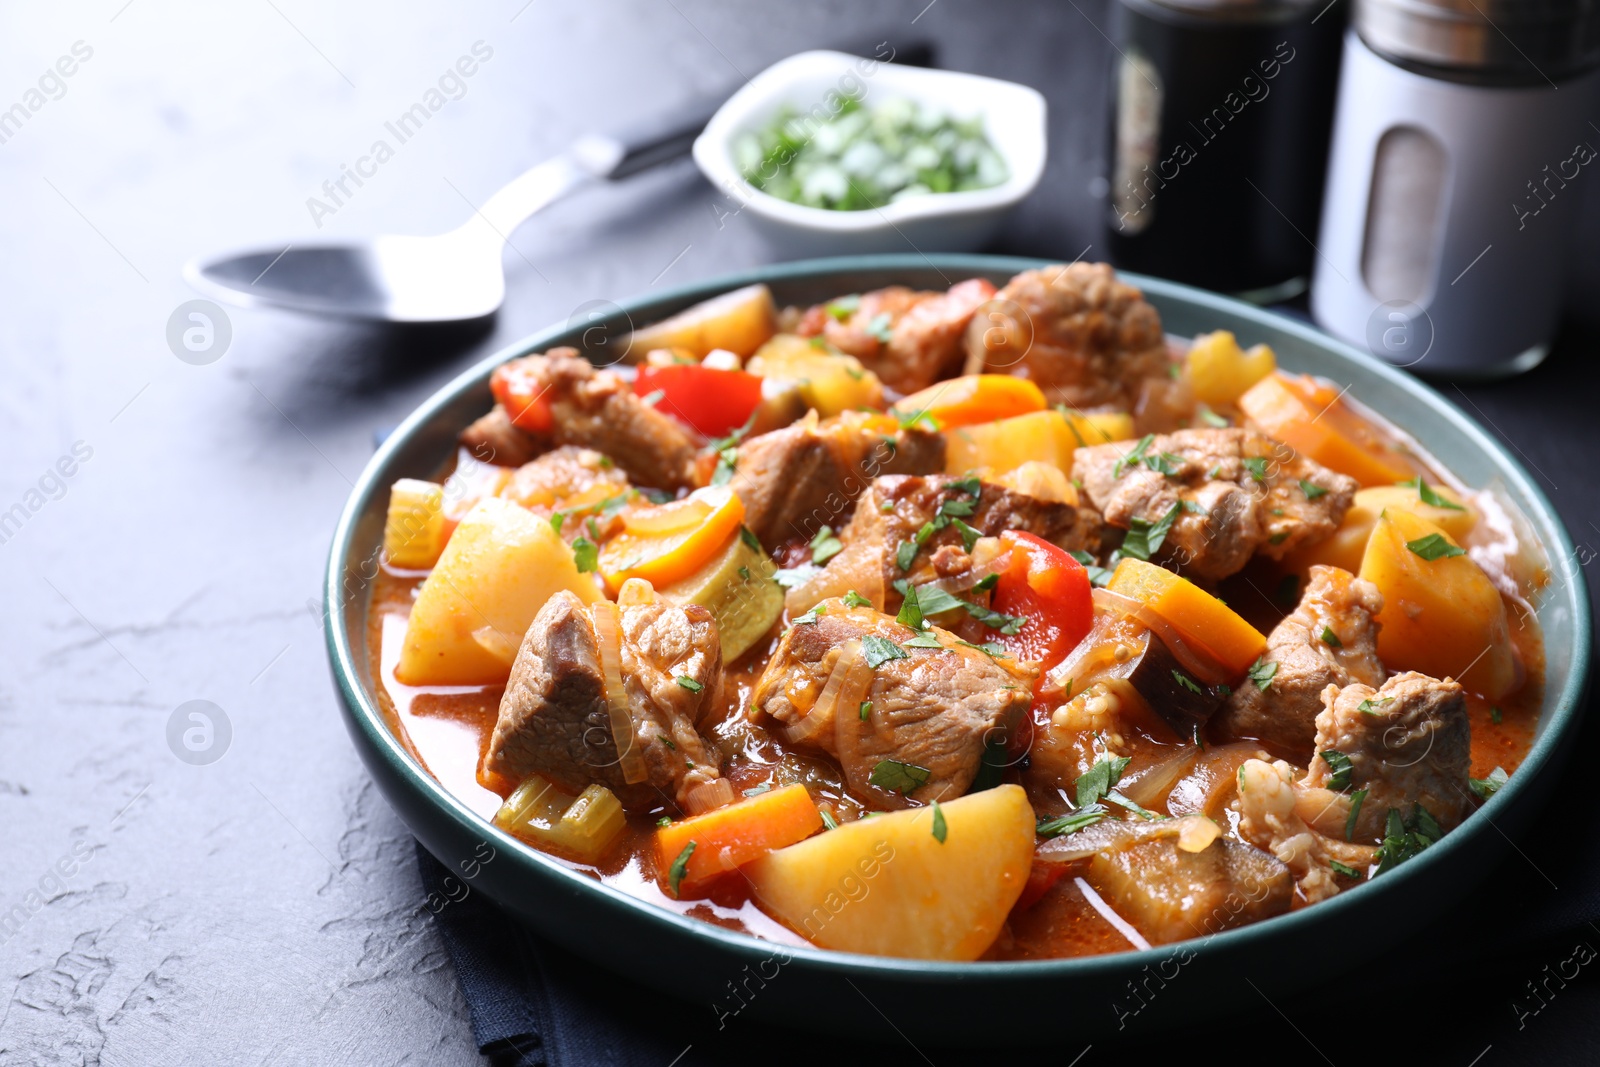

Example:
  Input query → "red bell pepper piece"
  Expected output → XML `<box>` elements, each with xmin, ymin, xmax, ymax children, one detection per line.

<box><xmin>991</xmin><ymin>530</ymin><xmax>1094</xmax><ymax>675</ymax></box>
<box><xmin>489</xmin><ymin>359</ymin><xmax>554</xmax><ymax>434</ymax></box>
<box><xmin>634</xmin><ymin>364</ymin><xmax>763</xmax><ymax>438</ymax></box>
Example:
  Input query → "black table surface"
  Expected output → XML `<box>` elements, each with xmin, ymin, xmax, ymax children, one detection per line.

<box><xmin>3</xmin><ymin>2</ymin><xmax>1597</xmax><ymax>1064</ymax></box>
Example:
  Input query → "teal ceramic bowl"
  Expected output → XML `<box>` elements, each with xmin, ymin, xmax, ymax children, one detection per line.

<box><xmin>325</xmin><ymin>255</ymin><xmax>1590</xmax><ymax>1043</ymax></box>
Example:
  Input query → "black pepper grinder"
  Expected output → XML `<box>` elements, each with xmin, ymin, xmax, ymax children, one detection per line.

<box><xmin>1104</xmin><ymin>0</ymin><xmax>1346</xmax><ymax>301</ymax></box>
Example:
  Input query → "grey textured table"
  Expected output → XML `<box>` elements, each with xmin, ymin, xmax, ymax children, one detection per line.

<box><xmin>3</xmin><ymin>2</ymin><xmax>1598</xmax><ymax>1065</ymax></box>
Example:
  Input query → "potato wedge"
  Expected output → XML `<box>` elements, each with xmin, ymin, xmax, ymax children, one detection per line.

<box><xmin>396</xmin><ymin>498</ymin><xmax>601</xmax><ymax>685</ymax></box>
<box><xmin>621</xmin><ymin>283</ymin><xmax>778</xmax><ymax>361</ymax></box>
<box><xmin>1184</xmin><ymin>330</ymin><xmax>1275</xmax><ymax>407</ymax></box>
<box><xmin>746</xmin><ymin>334</ymin><xmax>884</xmax><ymax>416</ymax></box>
<box><xmin>1284</xmin><ymin>482</ymin><xmax>1476</xmax><ymax>575</ymax></box>
<box><xmin>1359</xmin><ymin>508</ymin><xmax>1518</xmax><ymax>698</ymax></box>
<box><xmin>745</xmin><ymin>784</ymin><xmax>1035</xmax><ymax>960</ymax></box>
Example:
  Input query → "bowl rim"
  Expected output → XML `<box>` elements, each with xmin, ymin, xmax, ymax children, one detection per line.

<box><xmin>326</xmin><ymin>252</ymin><xmax>1592</xmax><ymax>981</ymax></box>
<box><xmin>691</xmin><ymin>49</ymin><xmax>1048</xmax><ymax>233</ymax></box>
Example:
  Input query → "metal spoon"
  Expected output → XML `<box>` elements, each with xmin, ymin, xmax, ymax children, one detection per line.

<box><xmin>182</xmin><ymin>117</ymin><xmax>716</xmax><ymax>322</ymax></box>
<box><xmin>183</xmin><ymin>42</ymin><xmax>933</xmax><ymax>323</ymax></box>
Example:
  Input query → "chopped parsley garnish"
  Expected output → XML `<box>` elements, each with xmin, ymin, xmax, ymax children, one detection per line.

<box><xmin>1147</xmin><ymin>451</ymin><xmax>1185</xmax><ymax>478</ymax></box>
<box><xmin>1490</xmin><ymin>705</ymin><xmax>1503</xmax><ymax>724</ymax></box>
<box><xmin>1299</xmin><ymin>478</ymin><xmax>1328</xmax><ymax>500</ymax></box>
<box><xmin>1374</xmin><ymin>806</ymin><xmax>1442</xmax><ymax>874</ymax></box>
<box><xmin>931</xmin><ymin>800</ymin><xmax>948</xmax><ymax>843</ymax></box>
<box><xmin>1345</xmin><ymin>788</ymin><xmax>1367</xmax><ymax>840</ymax></box>
<box><xmin>1036</xmin><ymin>806</ymin><xmax>1108</xmax><ymax>837</ymax></box>
<box><xmin>895</xmin><ymin>408</ymin><xmax>939</xmax><ymax>432</ymax></box>
<box><xmin>793</xmin><ymin>605</ymin><xmax>825</xmax><ymax>626</ymax></box>
<box><xmin>865</xmin><ymin>312</ymin><xmax>894</xmax><ymax>343</ymax></box>
<box><xmin>1075</xmin><ymin>754</ymin><xmax>1133</xmax><ymax>809</ymax></box>
<box><xmin>572</xmin><ymin>537</ymin><xmax>598</xmax><ymax>573</ymax></box>
<box><xmin>1247</xmin><ymin>656</ymin><xmax>1278</xmax><ymax>691</ymax></box>
<box><xmin>742</xmin><ymin>783</ymin><xmax>772</xmax><ymax>797</ymax></box>
<box><xmin>675</xmin><ymin>676</ymin><xmax>704</xmax><ymax>693</ymax></box>
<box><xmin>904</xmin><ymin>633</ymin><xmax>942</xmax><ymax>648</ymax></box>
<box><xmin>895</xmin><ymin>537</ymin><xmax>921</xmax><ymax>571</ymax></box>
<box><xmin>657</xmin><ymin>815</ymin><xmax>673</xmax><ymax>827</ymax></box>
<box><xmin>1398</xmin><ymin>476</ymin><xmax>1465</xmax><ymax>511</ymax></box>
<box><xmin>842</xmin><ymin>590</ymin><xmax>873</xmax><ymax>608</ymax></box>
<box><xmin>861</xmin><ymin>634</ymin><xmax>909</xmax><ymax>668</ymax></box>
<box><xmin>1405</xmin><ymin>533</ymin><xmax>1465</xmax><ymax>560</ymax></box>
<box><xmin>1107</xmin><ymin>790</ymin><xmax>1162</xmax><ymax>821</ymax></box>
<box><xmin>819</xmin><ymin>809</ymin><xmax>839</xmax><ymax>830</ymax></box>
<box><xmin>1321</xmin><ymin>749</ymin><xmax>1354</xmax><ymax>791</ymax></box>
<box><xmin>1171</xmin><ymin>669</ymin><xmax>1204</xmax><ymax>695</ymax></box>
<box><xmin>1199</xmin><ymin>407</ymin><xmax>1230</xmax><ymax>428</ymax></box>
<box><xmin>738</xmin><ymin>565</ymin><xmax>751</xmax><ymax>581</ymax></box>
<box><xmin>974</xmin><ymin>572</ymin><xmax>1000</xmax><ymax>592</ymax></box>
<box><xmin>896</xmin><ymin>583</ymin><xmax>926</xmax><ymax>629</ymax></box>
<box><xmin>1328</xmin><ymin>860</ymin><xmax>1364</xmax><ymax>880</ymax></box>
<box><xmin>1119</xmin><ymin>502</ymin><xmax>1181</xmax><ymax>561</ymax></box>
<box><xmin>639</xmin><ymin>388</ymin><xmax>666</xmax><ymax>407</ymax></box>
<box><xmin>893</xmin><ymin>580</ymin><xmax>1023</xmax><ymax>634</ymax></box>
<box><xmin>1181</xmin><ymin>499</ymin><xmax>1208</xmax><ymax>515</ymax></box>
<box><xmin>825</xmin><ymin>295</ymin><xmax>860</xmax><ymax>320</ymax></box>
<box><xmin>637</xmin><ymin>487</ymin><xmax>672</xmax><ymax>505</ymax></box>
<box><xmin>1470</xmin><ymin>766</ymin><xmax>1508</xmax><ymax>800</ymax></box>
<box><xmin>1320</xmin><ymin>626</ymin><xmax>1343</xmax><ymax>648</ymax></box>
<box><xmin>667</xmin><ymin>841</ymin><xmax>696</xmax><ymax>897</ymax></box>
<box><xmin>951</xmin><ymin>518</ymin><xmax>982</xmax><ymax>552</ymax></box>
<box><xmin>587</xmin><ymin>516</ymin><xmax>601</xmax><ymax>542</ymax></box>
<box><xmin>739</xmin><ymin>527</ymin><xmax>761</xmax><ymax>553</ymax></box>
<box><xmin>707</xmin><ymin>415</ymin><xmax>757</xmax><ymax>487</ymax></box>
<box><xmin>1242</xmin><ymin>456</ymin><xmax>1269</xmax><ymax>483</ymax></box>
<box><xmin>1069</xmin><ymin>549</ymin><xmax>1114</xmax><ymax>587</ymax></box>
<box><xmin>859</xmin><ymin>700</ymin><xmax>872</xmax><ymax>721</ymax></box>
<box><xmin>1207</xmin><ymin>465</ymin><xmax>1223</xmax><ymax>479</ymax></box>
<box><xmin>1113</xmin><ymin>435</ymin><xmax>1154</xmax><ymax>479</ymax></box>
<box><xmin>955</xmin><ymin>639</ymin><xmax>1008</xmax><ymax>657</ymax></box>
<box><xmin>869</xmin><ymin>758</ymin><xmax>931</xmax><ymax>795</ymax></box>
<box><xmin>550</xmin><ymin>512</ymin><xmax>566</xmax><ymax>535</ymax></box>
<box><xmin>1356</xmin><ymin>697</ymin><xmax>1394</xmax><ymax>716</ymax></box>
<box><xmin>810</xmin><ymin>525</ymin><xmax>843</xmax><ymax>565</ymax></box>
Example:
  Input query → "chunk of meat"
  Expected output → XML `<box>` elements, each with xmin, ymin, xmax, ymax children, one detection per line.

<box><xmin>1073</xmin><ymin>427</ymin><xmax>1357</xmax><ymax>582</ymax></box>
<box><xmin>962</xmin><ymin>263</ymin><xmax>1170</xmax><ymax>410</ymax></box>
<box><xmin>459</xmin><ymin>405</ymin><xmax>546</xmax><ymax>467</ymax></box>
<box><xmin>1234</xmin><ymin>670</ymin><xmax>1472</xmax><ymax>902</ymax></box>
<box><xmin>1232</xmin><ymin>758</ymin><xmax>1378</xmax><ymax>904</ymax></box>
<box><xmin>750</xmin><ymin>600</ymin><xmax>1036</xmax><ymax>809</ymax></box>
<box><xmin>788</xmin><ymin>473</ymin><xmax>1107</xmax><ymax>616</ymax></box>
<box><xmin>798</xmin><ymin>279</ymin><xmax>998</xmax><ymax>394</ymax></box>
<box><xmin>1214</xmin><ymin>565</ymin><xmax>1385</xmax><ymax>760</ymax></box>
<box><xmin>733</xmin><ymin>410</ymin><xmax>944</xmax><ymax>551</ymax></box>
<box><xmin>1308</xmin><ymin>671</ymin><xmax>1474</xmax><ymax>834</ymax></box>
<box><xmin>486</xmin><ymin>588</ymin><xmax>722</xmax><ymax>811</ymax></box>
<box><xmin>478</xmin><ymin>349</ymin><xmax>698</xmax><ymax>490</ymax></box>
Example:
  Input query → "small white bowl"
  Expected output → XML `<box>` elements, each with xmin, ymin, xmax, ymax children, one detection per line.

<box><xmin>693</xmin><ymin>50</ymin><xmax>1047</xmax><ymax>258</ymax></box>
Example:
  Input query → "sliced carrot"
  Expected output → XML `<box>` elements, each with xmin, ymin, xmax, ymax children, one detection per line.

<box><xmin>597</xmin><ymin>486</ymin><xmax>745</xmax><ymax>593</ymax></box>
<box><xmin>1238</xmin><ymin>373</ymin><xmax>1417</xmax><ymax>487</ymax></box>
<box><xmin>655</xmin><ymin>783</ymin><xmax>824</xmax><ymax>896</ymax></box>
<box><xmin>1108</xmin><ymin>559</ymin><xmax>1267</xmax><ymax>677</ymax></box>
<box><xmin>892</xmin><ymin>374</ymin><xmax>1046</xmax><ymax>429</ymax></box>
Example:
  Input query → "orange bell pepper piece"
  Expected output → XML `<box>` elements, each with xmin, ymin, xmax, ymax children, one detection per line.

<box><xmin>655</xmin><ymin>783</ymin><xmax>824</xmax><ymax>897</ymax></box>
<box><xmin>1238</xmin><ymin>373</ymin><xmax>1418</xmax><ymax>487</ymax></box>
<box><xmin>1108</xmin><ymin>559</ymin><xmax>1267</xmax><ymax>678</ymax></box>
<box><xmin>596</xmin><ymin>485</ymin><xmax>745</xmax><ymax>593</ymax></box>
<box><xmin>892</xmin><ymin>374</ymin><xmax>1046</xmax><ymax>429</ymax></box>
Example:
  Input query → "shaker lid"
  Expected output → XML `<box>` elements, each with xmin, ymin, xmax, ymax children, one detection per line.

<box><xmin>1356</xmin><ymin>0</ymin><xmax>1600</xmax><ymax>77</ymax></box>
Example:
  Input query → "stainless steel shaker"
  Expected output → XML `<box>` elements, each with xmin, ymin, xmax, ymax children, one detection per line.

<box><xmin>1311</xmin><ymin>0</ymin><xmax>1600</xmax><ymax>377</ymax></box>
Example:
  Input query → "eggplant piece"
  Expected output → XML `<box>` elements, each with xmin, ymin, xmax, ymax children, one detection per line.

<box><xmin>1058</xmin><ymin>613</ymin><xmax>1227</xmax><ymax>737</ymax></box>
<box><xmin>1089</xmin><ymin>837</ymin><xmax>1292</xmax><ymax>944</ymax></box>
<box><xmin>1037</xmin><ymin>816</ymin><xmax>1293</xmax><ymax>945</ymax></box>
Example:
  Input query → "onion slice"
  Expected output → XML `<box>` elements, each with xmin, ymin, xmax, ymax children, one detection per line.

<box><xmin>684</xmin><ymin>777</ymin><xmax>736</xmax><ymax>815</ymax></box>
<box><xmin>591</xmin><ymin>600</ymin><xmax>648</xmax><ymax>785</ymax></box>
<box><xmin>784</xmin><ymin>540</ymin><xmax>884</xmax><ymax>616</ymax></box>
<box><xmin>1087</xmin><ymin>587</ymin><xmax>1232</xmax><ymax>685</ymax></box>
<box><xmin>781</xmin><ymin>639</ymin><xmax>868</xmax><ymax>746</ymax></box>
<box><xmin>1118</xmin><ymin>745</ymin><xmax>1201</xmax><ymax>809</ymax></box>
<box><xmin>914</xmin><ymin>548</ymin><xmax>1013</xmax><ymax>601</ymax></box>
